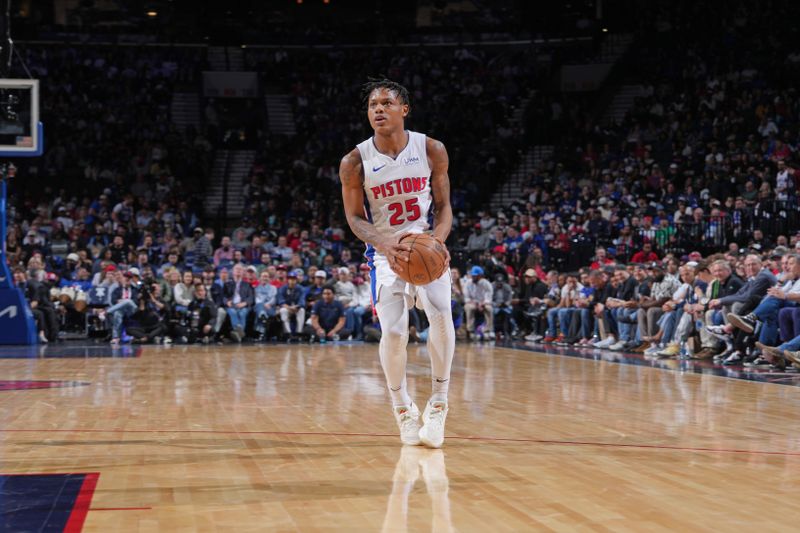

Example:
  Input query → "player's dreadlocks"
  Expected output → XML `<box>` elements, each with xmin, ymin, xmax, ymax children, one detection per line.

<box><xmin>361</xmin><ymin>77</ymin><xmax>411</xmax><ymax>109</ymax></box>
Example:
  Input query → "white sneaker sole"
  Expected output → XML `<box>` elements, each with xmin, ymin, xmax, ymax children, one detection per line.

<box><xmin>419</xmin><ymin>426</ymin><xmax>444</xmax><ymax>449</ymax></box>
<box><xmin>402</xmin><ymin>434</ymin><xmax>422</xmax><ymax>446</ymax></box>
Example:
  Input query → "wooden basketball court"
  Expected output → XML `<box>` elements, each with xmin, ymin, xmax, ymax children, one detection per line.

<box><xmin>1</xmin><ymin>342</ymin><xmax>799</xmax><ymax>531</ymax></box>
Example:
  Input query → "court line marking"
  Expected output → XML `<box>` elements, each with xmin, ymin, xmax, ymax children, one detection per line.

<box><xmin>89</xmin><ymin>507</ymin><xmax>152</xmax><ymax>511</ymax></box>
<box><xmin>63</xmin><ymin>472</ymin><xmax>99</xmax><ymax>533</ymax></box>
<box><xmin>2</xmin><ymin>428</ymin><xmax>799</xmax><ymax>458</ymax></box>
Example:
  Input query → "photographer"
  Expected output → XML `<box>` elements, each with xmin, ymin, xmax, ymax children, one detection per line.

<box><xmin>128</xmin><ymin>281</ymin><xmax>170</xmax><ymax>344</ymax></box>
<box><xmin>185</xmin><ymin>284</ymin><xmax>218</xmax><ymax>343</ymax></box>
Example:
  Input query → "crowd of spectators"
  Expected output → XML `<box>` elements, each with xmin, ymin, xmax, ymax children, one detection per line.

<box><xmin>509</xmin><ymin>2</ymin><xmax>800</xmax><ymax>272</ymax></box>
<box><xmin>472</xmin><ymin>244</ymin><xmax>800</xmax><ymax>371</ymax></box>
<box><xmin>245</xmin><ymin>45</ymin><xmax>541</xmax><ymax>214</ymax></box>
<box><xmin>8</xmin><ymin>4</ymin><xmax>800</xmax><ymax>373</ymax></box>
<box><xmin>6</xmin><ymin>42</ymin><xmax>542</xmax><ymax>346</ymax></box>
<box><xmin>16</xmin><ymin>44</ymin><xmax>210</xmax><ymax>185</ymax></box>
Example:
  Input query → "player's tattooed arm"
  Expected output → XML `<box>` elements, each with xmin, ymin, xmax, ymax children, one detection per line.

<box><xmin>427</xmin><ymin>136</ymin><xmax>453</xmax><ymax>263</ymax></box>
<box><xmin>339</xmin><ymin>149</ymin><xmax>410</xmax><ymax>271</ymax></box>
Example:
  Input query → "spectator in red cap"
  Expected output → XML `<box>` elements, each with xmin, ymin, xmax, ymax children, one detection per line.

<box><xmin>271</xmin><ymin>265</ymin><xmax>288</xmax><ymax>288</ymax></box>
<box><xmin>91</xmin><ymin>263</ymin><xmax>118</xmax><ymax>287</ymax></box>
<box><xmin>485</xmin><ymin>245</ymin><xmax>510</xmax><ymax>280</ymax></box>
<box><xmin>631</xmin><ymin>241</ymin><xmax>659</xmax><ymax>264</ymax></box>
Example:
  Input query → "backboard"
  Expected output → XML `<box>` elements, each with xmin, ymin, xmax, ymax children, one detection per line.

<box><xmin>0</xmin><ymin>78</ymin><xmax>41</xmax><ymax>157</ymax></box>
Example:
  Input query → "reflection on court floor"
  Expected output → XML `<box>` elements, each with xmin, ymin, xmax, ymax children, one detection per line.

<box><xmin>0</xmin><ymin>343</ymin><xmax>141</xmax><ymax>359</ymax></box>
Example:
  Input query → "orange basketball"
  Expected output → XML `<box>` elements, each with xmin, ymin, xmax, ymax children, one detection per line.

<box><xmin>395</xmin><ymin>233</ymin><xmax>448</xmax><ymax>286</ymax></box>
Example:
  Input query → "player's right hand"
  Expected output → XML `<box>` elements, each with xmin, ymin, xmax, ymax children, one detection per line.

<box><xmin>376</xmin><ymin>237</ymin><xmax>411</xmax><ymax>273</ymax></box>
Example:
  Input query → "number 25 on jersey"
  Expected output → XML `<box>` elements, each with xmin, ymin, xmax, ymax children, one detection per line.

<box><xmin>387</xmin><ymin>198</ymin><xmax>421</xmax><ymax>226</ymax></box>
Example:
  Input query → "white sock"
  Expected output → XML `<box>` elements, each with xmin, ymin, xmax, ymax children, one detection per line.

<box><xmin>431</xmin><ymin>378</ymin><xmax>449</xmax><ymax>404</ymax></box>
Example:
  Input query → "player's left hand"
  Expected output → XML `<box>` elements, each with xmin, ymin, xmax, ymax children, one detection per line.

<box><xmin>377</xmin><ymin>235</ymin><xmax>411</xmax><ymax>273</ymax></box>
<box><xmin>433</xmin><ymin>235</ymin><xmax>451</xmax><ymax>266</ymax></box>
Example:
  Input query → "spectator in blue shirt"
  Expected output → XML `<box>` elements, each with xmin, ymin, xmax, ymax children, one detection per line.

<box><xmin>308</xmin><ymin>287</ymin><xmax>350</xmax><ymax>342</ymax></box>
<box><xmin>277</xmin><ymin>272</ymin><xmax>307</xmax><ymax>338</ymax></box>
<box><xmin>255</xmin><ymin>270</ymin><xmax>278</xmax><ymax>337</ymax></box>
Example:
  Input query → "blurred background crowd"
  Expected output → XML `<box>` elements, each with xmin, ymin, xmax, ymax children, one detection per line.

<box><xmin>5</xmin><ymin>0</ymin><xmax>800</xmax><ymax>368</ymax></box>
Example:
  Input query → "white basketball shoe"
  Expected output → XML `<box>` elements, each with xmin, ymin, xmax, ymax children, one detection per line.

<box><xmin>418</xmin><ymin>400</ymin><xmax>449</xmax><ymax>448</ymax></box>
<box><xmin>393</xmin><ymin>403</ymin><xmax>422</xmax><ymax>446</ymax></box>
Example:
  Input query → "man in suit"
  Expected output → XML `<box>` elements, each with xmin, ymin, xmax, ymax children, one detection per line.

<box><xmin>13</xmin><ymin>267</ymin><xmax>58</xmax><ymax>343</ymax></box>
<box><xmin>200</xmin><ymin>266</ymin><xmax>228</xmax><ymax>338</ymax></box>
<box><xmin>224</xmin><ymin>263</ymin><xmax>254</xmax><ymax>342</ymax></box>
<box><xmin>186</xmin><ymin>284</ymin><xmax>219</xmax><ymax>343</ymax></box>
<box><xmin>707</xmin><ymin>254</ymin><xmax>776</xmax><ymax>364</ymax></box>
<box><xmin>106</xmin><ymin>271</ymin><xmax>139</xmax><ymax>344</ymax></box>
<box><xmin>728</xmin><ymin>254</ymin><xmax>800</xmax><ymax>347</ymax></box>
<box><xmin>692</xmin><ymin>259</ymin><xmax>745</xmax><ymax>359</ymax></box>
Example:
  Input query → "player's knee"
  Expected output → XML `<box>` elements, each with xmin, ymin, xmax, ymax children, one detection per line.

<box><xmin>427</xmin><ymin>305</ymin><xmax>449</xmax><ymax>324</ymax></box>
<box><xmin>385</xmin><ymin>322</ymin><xmax>408</xmax><ymax>340</ymax></box>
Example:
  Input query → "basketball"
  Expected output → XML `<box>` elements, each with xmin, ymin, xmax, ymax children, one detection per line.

<box><xmin>395</xmin><ymin>233</ymin><xmax>448</xmax><ymax>285</ymax></box>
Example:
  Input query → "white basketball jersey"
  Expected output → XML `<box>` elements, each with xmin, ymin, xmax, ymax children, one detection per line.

<box><xmin>356</xmin><ymin>130</ymin><xmax>441</xmax><ymax>301</ymax></box>
<box><xmin>356</xmin><ymin>130</ymin><xmax>433</xmax><ymax>243</ymax></box>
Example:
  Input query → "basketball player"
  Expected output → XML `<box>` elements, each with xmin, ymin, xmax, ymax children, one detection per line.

<box><xmin>340</xmin><ymin>79</ymin><xmax>456</xmax><ymax>448</ymax></box>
